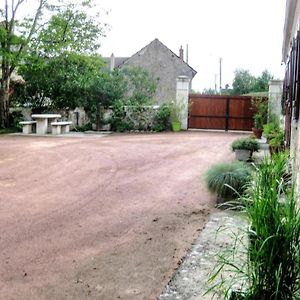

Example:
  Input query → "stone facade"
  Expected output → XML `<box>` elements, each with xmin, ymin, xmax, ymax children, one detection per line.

<box><xmin>282</xmin><ymin>0</ymin><xmax>300</xmax><ymax>197</ymax></box>
<box><xmin>108</xmin><ymin>39</ymin><xmax>197</xmax><ymax>104</ymax></box>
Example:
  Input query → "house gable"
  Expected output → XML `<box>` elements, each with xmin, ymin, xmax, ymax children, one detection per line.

<box><xmin>117</xmin><ymin>39</ymin><xmax>197</xmax><ymax>104</ymax></box>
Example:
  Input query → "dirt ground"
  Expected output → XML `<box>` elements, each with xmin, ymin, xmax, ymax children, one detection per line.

<box><xmin>0</xmin><ymin>131</ymin><xmax>245</xmax><ymax>300</ymax></box>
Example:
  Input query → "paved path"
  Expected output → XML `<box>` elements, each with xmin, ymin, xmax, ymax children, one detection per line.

<box><xmin>0</xmin><ymin>131</ymin><xmax>245</xmax><ymax>299</ymax></box>
<box><xmin>159</xmin><ymin>211</ymin><xmax>248</xmax><ymax>300</ymax></box>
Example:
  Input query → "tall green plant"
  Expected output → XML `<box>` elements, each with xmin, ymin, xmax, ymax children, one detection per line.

<box><xmin>207</xmin><ymin>153</ymin><xmax>300</xmax><ymax>300</ymax></box>
<box><xmin>245</xmin><ymin>153</ymin><xmax>299</xmax><ymax>300</ymax></box>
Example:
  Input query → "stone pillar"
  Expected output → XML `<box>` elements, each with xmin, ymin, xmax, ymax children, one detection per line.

<box><xmin>176</xmin><ymin>75</ymin><xmax>191</xmax><ymax>130</ymax></box>
<box><xmin>268</xmin><ymin>80</ymin><xmax>284</xmax><ymax>125</ymax></box>
<box><xmin>110</xmin><ymin>53</ymin><xmax>115</xmax><ymax>71</ymax></box>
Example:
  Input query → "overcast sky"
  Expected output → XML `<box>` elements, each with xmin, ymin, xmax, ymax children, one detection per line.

<box><xmin>99</xmin><ymin>0</ymin><xmax>286</xmax><ymax>92</ymax></box>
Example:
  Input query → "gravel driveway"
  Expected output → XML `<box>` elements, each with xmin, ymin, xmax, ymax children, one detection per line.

<box><xmin>0</xmin><ymin>131</ymin><xmax>244</xmax><ymax>299</ymax></box>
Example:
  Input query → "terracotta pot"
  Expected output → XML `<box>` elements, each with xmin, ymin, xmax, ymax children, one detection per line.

<box><xmin>252</xmin><ymin>127</ymin><xmax>263</xmax><ymax>139</ymax></box>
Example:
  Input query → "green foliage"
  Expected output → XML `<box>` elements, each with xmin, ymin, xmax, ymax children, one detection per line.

<box><xmin>268</xmin><ymin>130</ymin><xmax>285</xmax><ymax>147</ymax></box>
<box><xmin>245</xmin><ymin>153</ymin><xmax>299</xmax><ymax>299</ymax></box>
<box><xmin>8</xmin><ymin>110</ymin><xmax>23</xmax><ymax>131</ymax></box>
<box><xmin>31</xmin><ymin>1</ymin><xmax>106</xmax><ymax>56</ymax></box>
<box><xmin>0</xmin><ymin>0</ymin><xmax>107</xmax><ymax>127</ymax></box>
<box><xmin>15</xmin><ymin>53</ymin><xmax>106</xmax><ymax>110</ymax></box>
<box><xmin>232</xmin><ymin>70</ymin><xmax>256</xmax><ymax>95</ymax></box>
<box><xmin>251</xmin><ymin>70</ymin><xmax>273</xmax><ymax>93</ymax></box>
<box><xmin>208</xmin><ymin>153</ymin><xmax>300</xmax><ymax>300</ymax></box>
<box><xmin>110</xmin><ymin>68</ymin><xmax>158</xmax><ymax>132</ymax></box>
<box><xmin>72</xmin><ymin>122</ymin><xmax>93</xmax><ymax>132</ymax></box>
<box><xmin>153</xmin><ymin>104</ymin><xmax>171</xmax><ymax>132</ymax></box>
<box><xmin>231</xmin><ymin>138</ymin><xmax>260</xmax><ymax>152</ymax></box>
<box><xmin>231</xmin><ymin>69</ymin><xmax>273</xmax><ymax>96</ymax></box>
<box><xmin>263</xmin><ymin>115</ymin><xmax>281</xmax><ymax>139</ymax></box>
<box><xmin>110</xmin><ymin>99</ymin><xmax>129</xmax><ymax>132</ymax></box>
<box><xmin>169</xmin><ymin>100</ymin><xmax>185</xmax><ymax>122</ymax></box>
<box><xmin>120</xmin><ymin>67</ymin><xmax>157</xmax><ymax>105</ymax></box>
<box><xmin>205</xmin><ymin>161</ymin><xmax>252</xmax><ymax>198</ymax></box>
<box><xmin>0</xmin><ymin>128</ymin><xmax>16</xmax><ymax>134</ymax></box>
<box><xmin>251</xmin><ymin>97</ymin><xmax>268</xmax><ymax>129</ymax></box>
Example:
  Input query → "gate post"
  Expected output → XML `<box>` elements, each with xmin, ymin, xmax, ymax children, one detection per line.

<box><xmin>176</xmin><ymin>75</ymin><xmax>191</xmax><ymax>130</ymax></box>
<box><xmin>268</xmin><ymin>80</ymin><xmax>284</xmax><ymax>124</ymax></box>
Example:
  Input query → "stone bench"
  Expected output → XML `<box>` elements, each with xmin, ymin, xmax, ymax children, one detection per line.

<box><xmin>19</xmin><ymin>121</ymin><xmax>37</xmax><ymax>134</ymax></box>
<box><xmin>51</xmin><ymin>121</ymin><xmax>72</xmax><ymax>135</ymax></box>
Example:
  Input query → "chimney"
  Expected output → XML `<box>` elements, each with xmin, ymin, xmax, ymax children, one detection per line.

<box><xmin>110</xmin><ymin>53</ymin><xmax>115</xmax><ymax>71</ymax></box>
<box><xmin>179</xmin><ymin>46</ymin><xmax>184</xmax><ymax>60</ymax></box>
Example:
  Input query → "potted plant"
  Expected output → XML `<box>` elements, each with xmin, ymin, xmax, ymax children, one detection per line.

<box><xmin>169</xmin><ymin>101</ymin><xmax>183</xmax><ymax>132</ymax></box>
<box><xmin>263</xmin><ymin>116</ymin><xmax>281</xmax><ymax>142</ymax></box>
<box><xmin>231</xmin><ymin>137</ymin><xmax>260</xmax><ymax>161</ymax></box>
<box><xmin>205</xmin><ymin>161</ymin><xmax>252</xmax><ymax>205</ymax></box>
<box><xmin>251</xmin><ymin>98</ymin><xmax>268</xmax><ymax>139</ymax></box>
<box><xmin>268</xmin><ymin>129</ymin><xmax>285</xmax><ymax>155</ymax></box>
<box><xmin>252</xmin><ymin>114</ymin><xmax>264</xmax><ymax>138</ymax></box>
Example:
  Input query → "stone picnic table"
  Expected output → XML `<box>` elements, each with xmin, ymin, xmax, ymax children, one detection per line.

<box><xmin>31</xmin><ymin>114</ymin><xmax>61</xmax><ymax>135</ymax></box>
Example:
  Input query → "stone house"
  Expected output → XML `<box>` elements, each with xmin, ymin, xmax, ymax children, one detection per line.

<box><xmin>104</xmin><ymin>39</ymin><xmax>197</xmax><ymax>104</ymax></box>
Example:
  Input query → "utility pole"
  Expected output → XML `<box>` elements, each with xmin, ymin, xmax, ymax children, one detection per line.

<box><xmin>219</xmin><ymin>57</ymin><xmax>222</xmax><ymax>92</ymax></box>
<box><xmin>214</xmin><ymin>74</ymin><xmax>217</xmax><ymax>93</ymax></box>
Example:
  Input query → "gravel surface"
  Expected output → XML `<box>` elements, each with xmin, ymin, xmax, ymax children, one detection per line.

<box><xmin>0</xmin><ymin>131</ymin><xmax>246</xmax><ymax>299</ymax></box>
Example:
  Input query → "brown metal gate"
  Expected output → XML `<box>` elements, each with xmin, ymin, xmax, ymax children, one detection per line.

<box><xmin>188</xmin><ymin>94</ymin><xmax>254</xmax><ymax>131</ymax></box>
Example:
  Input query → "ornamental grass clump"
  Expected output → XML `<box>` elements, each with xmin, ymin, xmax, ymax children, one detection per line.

<box><xmin>205</xmin><ymin>161</ymin><xmax>252</xmax><ymax>199</ymax></box>
<box><xmin>207</xmin><ymin>152</ymin><xmax>300</xmax><ymax>300</ymax></box>
<box><xmin>244</xmin><ymin>152</ymin><xmax>300</xmax><ymax>300</ymax></box>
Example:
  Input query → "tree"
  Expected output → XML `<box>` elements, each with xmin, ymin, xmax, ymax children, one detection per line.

<box><xmin>0</xmin><ymin>0</ymin><xmax>106</xmax><ymax>128</ymax></box>
<box><xmin>252</xmin><ymin>69</ymin><xmax>273</xmax><ymax>92</ymax></box>
<box><xmin>231</xmin><ymin>69</ymin><xmax>256</xmax><ymax>95</ymax></box>
<box><xmin>15</xmin><ymin>52</ymin><xmax>106</xmax><ymax>111</ymax></box>
<box><xmin>231</xmin><ymin>69</ymin><xmax>274</xmax><ymax>95</ymax></box>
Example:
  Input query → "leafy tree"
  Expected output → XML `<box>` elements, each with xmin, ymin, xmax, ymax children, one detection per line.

<box><xmin>15</xmin><ymin>52</ymin><xmax>106</xmax><ymax>111</ymax></box>
<box><xmin>0</xmin><ymin>0</ymin><xmax>106</xmax><ymax>128</ymax></box>
<box><xmin>231</xmin><ymin>69</ymin><xmax>256</xmax><ymax>95</ymax></box>
<box><xmin>252</xmin><ymin>69</ymin><xmax>273</xmax><ymax>92</ymax></box>
<box><xmin>231</xmin><ymin>69</ymin><xmax>274</xmax><ymax>95</ymax></box>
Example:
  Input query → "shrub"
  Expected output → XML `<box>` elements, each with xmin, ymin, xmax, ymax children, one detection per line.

<box><xmin>205</xmin><ymin>161</ymin><xmax>252</xmax><ymax>198</ymax></box>
<box><xmin>263</xmin><ymin>115</ymin><xmax>281</xmax><ymax>141</ymax></box>
<box><xmin>252</xmin><ymin>97</ymin><xmax>268</xmax><ymax>129</ymax></box>
<box><xmin>231</xmin><ymin>138</ymin><xmax>260</xmax><ymax>153</ymax></box>
<box><xmin>110</xmin><ymin>100</ymin><xmax>134</xmax><ymax>132</ymax></box>
<box><xmin>153</xmin><ymin>104</ymin><xmax>171</xmax><ymax>132</ymax></box>
<box><xmin>9</xmin><ymin>110</ymin><xmax>23</xmax><ymax>131</ymax></box>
